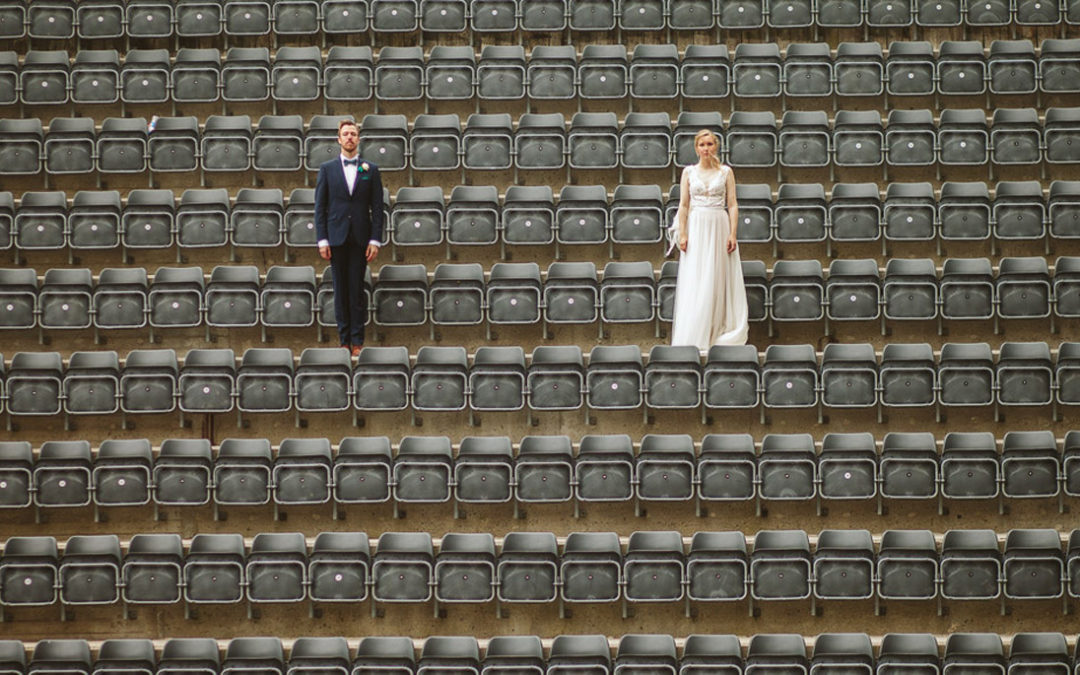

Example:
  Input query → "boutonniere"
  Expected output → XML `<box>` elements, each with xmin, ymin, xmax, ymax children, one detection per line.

<box><xmin>360</xmin><ymin>162</ymin><xmax>370</xmax><ymax>173</ymax></box>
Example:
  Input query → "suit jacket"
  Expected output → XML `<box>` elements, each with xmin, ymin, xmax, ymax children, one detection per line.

<box><xmin>314</xmin><ymin>156</ymin><xmax>385</xmax><ymax>247</ymax></box>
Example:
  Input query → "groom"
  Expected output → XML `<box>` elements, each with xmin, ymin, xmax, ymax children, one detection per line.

<box><xmin>315</xmin><ymin>119</ymin><xmax>384</xmax><ymax>356</ymax></box>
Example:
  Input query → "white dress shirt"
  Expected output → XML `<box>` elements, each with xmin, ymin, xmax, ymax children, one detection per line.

<box><xmin>318</xmin><ymin>154</ymin><xmax>381</xmax><ymax>249</ymax></box>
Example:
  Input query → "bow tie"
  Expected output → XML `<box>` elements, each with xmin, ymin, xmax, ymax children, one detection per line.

<box><xmin>343</xmin><ymin>158</ymin><xmax>359</xmax><ymax>167</ymax></box>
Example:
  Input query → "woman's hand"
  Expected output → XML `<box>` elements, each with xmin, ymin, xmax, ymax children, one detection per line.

<box><xmin>726</xmin><ymin>233</ymin><xmax>737</xmax><ymax>253</ymax></box>
<box><xmin>679</xmin><ymin>233</ymin><xmax>688</xmax><ymax>252</ymax></box>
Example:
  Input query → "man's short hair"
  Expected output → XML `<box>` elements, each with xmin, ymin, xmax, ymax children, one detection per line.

<box><xmin>338</xmin><ymin>119</ymin><xmax>358</xmax><ymax>134</ymax></box>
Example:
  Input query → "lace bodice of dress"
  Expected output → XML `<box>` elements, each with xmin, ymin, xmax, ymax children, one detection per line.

<box><xmin>687</xmin><ymin>164</ymin><xmax>728</xmax><ymax>209</ymax></box>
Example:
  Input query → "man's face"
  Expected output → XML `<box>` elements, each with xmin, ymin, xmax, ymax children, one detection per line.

<box><xmin>338</xmin><ymin>124</ymin><xmax>359</xmax><ymax>154</ymax></box>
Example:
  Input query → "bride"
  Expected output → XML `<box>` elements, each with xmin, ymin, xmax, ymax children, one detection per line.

<box><xmin>670</xmin><ymin>129</ymin><xmax>749</xmax><ymax>352</ymax></box>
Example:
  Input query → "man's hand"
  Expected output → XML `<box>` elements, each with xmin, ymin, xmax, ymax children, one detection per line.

<box><xmin>366</xmin><ymin>243</ymin><xmax>380</xmax><ymax>262</ymax></box>
<box><xmin>319</xmin><ymin>244</ymin><xmax>331</xmax><ymax>260</ymax></box>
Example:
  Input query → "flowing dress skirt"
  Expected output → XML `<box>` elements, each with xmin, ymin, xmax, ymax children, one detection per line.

<box><xmin>671</xmin><ymin>205</ymin><xmax>749</xmax><ymax>352</ymax></box>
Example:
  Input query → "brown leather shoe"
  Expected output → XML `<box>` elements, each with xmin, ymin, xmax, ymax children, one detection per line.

<box><xmin>350</xmin><ymin>345</ymin><xmax>363</xmax><ymax>357</ymax></box>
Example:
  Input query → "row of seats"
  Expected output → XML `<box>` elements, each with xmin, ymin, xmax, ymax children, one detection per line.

<box><xmin>3</xmin><ymin>0</ymin><xmax>1078</xmax><ymax>38</ymax></box>
<box><xmin>3</xmin><ymin>40</ymin><xmax>1078</xmax><ymax>107</ymax></box>
<box><xmin>0</xmin><ymin>339</ymin><xmax>1077</xmax><ymax>417</ymax></box>
<box><xmin>3</xmin><ymin>429</ymin><xmax>1080</xmax><ymax>509</ymax></box>
<box><xmin>4</xmin><ymin>634</ymin><xmax>1079</xmax><ymax>675</ymax></box>
<box><xmin>3</xmin><ymin>256</ymin><xmax>1078</xmax><ymax>335</ymax></box>
<box><xmin>3</xmin><ymin>180</ymin><xmax>1080</xmax><ymax>255</ymax></box>
<box><xmin>2</xmin><ymin>528</ymin><xmax>1080</xmax><ymax>607</ymax></box>
<box><xmin>6</xmin><ymin>108</ymin><xmax>1080</xmax><ymax>176</ymax></box>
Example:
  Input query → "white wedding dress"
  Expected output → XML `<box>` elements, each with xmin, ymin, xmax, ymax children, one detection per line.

<box><xmin>671</xmin><ymin>163</ymin><xmax>749</xmax><ymax>352</ymax></box>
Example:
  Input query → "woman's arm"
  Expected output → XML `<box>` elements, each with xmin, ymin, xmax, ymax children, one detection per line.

<box><xmin>678</xmin><ymin>167</ymin><xmax>691</xmax><ymax>251</ymax></box>
<box><xmin>726</xmin><ymin>166</ymin><xmax>739</xmax><ymax>253</ymax></box>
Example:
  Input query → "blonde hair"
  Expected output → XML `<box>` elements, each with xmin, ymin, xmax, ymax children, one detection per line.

<box><xmin>694</xmin><ymin>128</ymin><xmax>721</xmax><ymax>170</ymax></box>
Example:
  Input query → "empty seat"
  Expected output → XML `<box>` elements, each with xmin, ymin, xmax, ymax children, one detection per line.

<box><xmin>586</xmin><ymin>347</ymin><xmax>643</xmax><ymax>410</ymax></box>
<box><xmin>997</xmin><ymin>259</ymin><xmax>1051</xmax><ymax>323</ymax></box>
<box><xmin>434</xmin><ymin>533</ymin><xmax>496</xmax><ymax>603</ymax></box>
<box><xmin>1045</xmin><ymin>107</ymin><xmax>1080</xmax><ymax>165</ymax></box>
<box><xmin>158</xmin><ymin>640</ymin><xmax>221</xmax><ymax>675</ymax></box>
<box><xmin>686</xmin><ymin>532</ymin><xmax>748</xmax><ymax>601</ymax></box>
<box><xmin>644</xmin><ymin>345</ymin><xmax>700</xmax><ymax>410</ymax></box>
<box><xmin>120</xmin><ymin>50</ymin><xmax>170</xmax><ymax>104</ymax></box>
<box><xmin>476</xmin><ymin>45</ymin><xmax>525</xmax><ymax>100</ymax></box>
<box><xmin>1041</xmin><ymin>39</ymin><xmax>1080</xmax><ymax>93</ymax></box>
<box><xmin>0</xmin><ymin>441</ymin><xmax>33</xmax><ymax>508</ymax></box>
<box><xmin>205</xmin><ymin>266</ymin><xmax>259</xmax><ymax>329</ymax></box>
<box><xmin>372</xmin><ymin>532</ymin><xmax>434</xmax><ymax>602</ymax></box>
<box><xmin>172</xmin><ymin>48</ymin><xmax>221</xmax><ymax>103</ymax></box>
<box><xmin>880</xmin><ymin>432</ymin><xmax>938</xmax><ymax>499</ymax></box>
<box><xmin>222</xmin><ymin>47</ymin><xmax>270</xmax><ymax>102</ymax></box>
<box><xmin>222</xmin><ymin>638</ymin><xmax>284</xmax><ymax>675</ymax></box>
<box><xmin>462</xmin><ymin>115</ymin><xmax>513</xmax><ymax>172</ymax></box>
<box><xmin>97</xmin><ymin>118</ymin><xmax>148</xmax><ymax>175</ymax></box>
<box><xmin>390</xmin><ymin>187</ymin><xmax>445</xmax><ymax>247</ymax></box>
<box><xmin>0</xmin><ymin>536</ymin><xmax>59</xmax><ymax>605</ymax></box>
<box><xmin>988</xmin><ymin>40</ymin><xmax>1037</xmax><ymax>94</ymax></box>
<box><xmin>323</xmin><ymin>0</ymin><xmax>369</xmax><ymax>33</ymax></box>
<box><xmin>0</xmin><ymin>268</ymin><xmax>35</xmax><ymax>330</ymax></box>
<box><xmin>877</xmin><ymin>634</ymin><xmax>939</xmax><ymax>672</ymax></box>
<box><xmin>245</xmin><ymin>532</ymin><xmax>307</xmax><ymax>603</ymax></box>
<box><xmin>680</xmin><ymin>45</ymin><xmax>730</xmax><ymax>99</ymax></box>
<box><xmin>373</xmin><ymin>264</ymin><xmax>428</xmax><ymax>325</ymax></box>
<box><xmin>810</xmin><ymin>634</ymin><xmax>873</xmax><ymax>673</ymax></box>
<box><xmin>941</xmin><ymin>431</ymin><xmax>999</xmax><ymax>501</ymax></box>
<box><xmin>818</xmin><ymin>0</ymin><xmax>862</xmax><ymax>25</ymax></box>
<box><xmin>703</xmin><ymin>345</ymin><xmax>760</xmax><ymax>410</ymax></box>
<box><xmin>515</xmin><ymin>436</ymin><xmax>574</xmax><ymax>503</ymax></box>
<box><xmin>885</xmin><ymin>110</ymin><xmax>935</xmax><ymax>167</ymax></box>
<box><xmin>426</xmin><ymin>45</ymin><xmax>474</xmax><ymax>100</ymax></box>
<box><xmin>560</xmin><ymin>533</ymin><xmax>622</xmax><ymax>602</ymax></box>
<box><xmin>879</xmin><ymin>343</ymin><xmax>937</xmax><ymax>409</ymax></box>
<box><xmin>176</xmin><ymin>1</ymin><xmax>225</xmax><ymax>37</ymax></box>
<box><xmin>8</xmin><ymin>352</ymin><xmax>64</xmax><ymax>418</ymax></box>
<box><xmin>877</xmin><ymin>529</ymin><xmax>938</xmax><ymax>600</ymax></box>
<box><xmin>938</xmin><ymin>109</ymin><xmax>989</xmax><ymax>166</ymax></box>
<box><xmin>623</xmin><ymin>533</ymin><xmax>684</xmax><ymax>602</ymax></box>
<box><xmin>333</xmin><ymin>437</ymin><xmax>392</xmax><ymax>504</ymax></box>
<box><xmin>40</xmin><ymin>268</ymin><xmax>93</xmax><ymax>330</ymax></box>
<box><xmin>323</xmin><ymin>47</ymin><xmax>373</xmax><ymax>101</ymax></box>
<box><xmin>262</xmin><ymin>265</ymin><xmax>316</xmax><ymax>328</ymax></box>
<box><xmin>834</xmin><ymin>42</ymin><xmax>885</xmax><ymax>96</ymax></box>
<box><xmin>214</xmin><ymin>438</ymin><xmax>273</xmax><ymax>508</ymax></box>
<box><xmin>273</xmin><ymin>436</ymin><xmax>333</xmax><ymax>507</ymax></box>
<box><xmin>59</xmin><ymin>535</ymin><xmax>121</xmax><ymax>605</ymax></box>
<box><xmin>885</xmin><ymin>41</ymin><xmax>935</xmax><ymax>95</ymax></box>
<box><xmin>411</xmin><ymin>347</ymin><xmax>468</xmax><ymax>411</ymax></box>
<box><xmin>0</xmin><ymin>119</ymin><xmax>43</xmax><ymax>176</ymax></box>
<box><xmin>578</xmin><ymin>44</ymin><xmax>627</xmax><ymax>99</ymax></box>
<box><xmin>940</xmin><ymin>258</ymin><xmax>993</xmax><ymax>320</ymax></box>
<box><xmin>758</xmin><ymin>433</ymin><xmax>816</xmax><ymax>500</ymax></box>
<box><xmin>149</xmin><ymin>266</ymin><xmax>204</xmax><ymax>329</ymax></box>
<box><xmin>236</xmin><ymin>348</ymin><xmax>294</xmax><ymax>414</ymax></box>
<box><xmin>750</xmin><ymin>531</ymin><xmax>812</xmax><ymax>600</ymax></box>
<box><xmin>939</xmin><ymin>182</ymin><xmax>991</xmax><ymax>242</ymax></box>
<box><xmin>629</xmin><ymin>44</ymin><xmax>679</xmax><ymax>99</ymax></box>
<box><xmin>883</xmin><ymin>182</ymin><xmax>936</xmax><ymax>246</ymax></box>
<box><xmin>733</xmin><ymin>44</ymin><xmax>781</xmax><ymax>99</ymax></box>
<box><xmin>153</xmin><ymin>439</ymin><xmax>213</xmax><ymax>506</ymax></box>
<box><xmin>832</xmin><ymin>111</ymin><xmax>884</xmax><ymax>168</ymax></box>
<box><xmin>92</xmin><ymin>438</ymin><xmax>152</xmax><ymax>507</ymax></box>
<box><xmin>307</xmin><ymin>531</ymin><xmax>369</xmax><ymax>603</ymax></box>
<box><xmin>121</xmin><ymin>533</ymin><xmax>183</xmax><ymax>605</ymax></box>
<box><xmin>411</xmin><ymin>114</ymin><xmax>462</xmax><ymax>171</ymax></box>
<box><xmin>698</xmin><ymin>434</ymin><xmax>756</xmax><ymax>501</ymax></box>
<box><xmin>252</xmin><ymin>115</ymin><xmax>304</xmax><ymax>172</ymax></box>
<box><xmin>21</xmin><ymin>51</ymin><xmax>70</xmax><ymax>106</ymax></box>
<box><xmin>352</xmin><ymin>347</ymin><xmax>409</xmax><ymax>412</ymax></box>
<box><xmin>621</xmin><ymin>113</ymin><xmax>672</xmax><ymax>170</ymax></box>
<box><xmin>813</xmin><ymin>530</ymin><xmax>874</xmax><ymax>600</ymax></box>
<box><xmin>942</xmin><ymin>635</ymin><xmax>1005</xmax><ymax>673</ymax></box>
<box><xmin>993</xmin><ymin>181</ymin><xmax>1047</xmax><ymax>243</ymax></box>
<box><xmin>991</xmin><ymin>108</ymin><xmax>1042</xmax><ymax>166</ymax></box>
<box><xmin>495</xmin><ymin>532</ymin><xmax>557</xmax><ymax>603</ymax></box>
<box><xmin>727</xmin><ymin>111</ymin><xmax>777</xmax><ymax>168</ymax></box>
<box><xmin>372</xmin><ymin>0</ymin><xmax>419</xmax><ymax>30</ymax></box>
<box><xmin>600</xmin><ymin>261</ymin><xmax>654</xmax><ymax>323</ymax></box>
<box><xmin>1001</xmin><ymin>429</ymin><xmax>1058</xmax><ymax>498</ymax></box>
<box><xmin>575</xmin><ymin>434</ymin><xmax>634</xmax><ymax>502</ymax></box>
<box><xmin>778</xmin><ymin>112</ymin><xmax>830</xmax><ymax>168</ymax></box>
<box><xmin>27</xmin><ymin>641</ymin><xmax>91</xmax><ymax>675</ymax></box>
<box><xmin>719</xmin><ymin>0</ymin><xmax>764</xmax><ymax>28</ymax></box>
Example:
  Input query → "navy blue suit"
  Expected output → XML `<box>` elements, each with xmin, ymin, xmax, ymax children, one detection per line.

<box><xmin>314</xmin><ymin>156</ymin><xmax>384</xmax><ymax>346</ymax></box>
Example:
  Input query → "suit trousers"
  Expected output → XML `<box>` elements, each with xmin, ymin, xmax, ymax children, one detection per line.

<box><xmin>330</xmin><ymin>238</ymin><xmax>368</xmax><ymax>345</ymax></box>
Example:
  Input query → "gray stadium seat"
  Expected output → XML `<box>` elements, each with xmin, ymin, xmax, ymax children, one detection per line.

<box><xmin>69</xmin><ymin>190</ymin><xmax>121</xmax><ymax>252</ymax></box>
<box><xmin>224</xmin><ymin>0</ymin><xmax>272</xmax><ymax>35</ymax></box>
<box><xmin>818</xmin><ymin>0</ymin><xmax>862</xmax><ymax>25</ymax></box>
<box><xmin>332</xmin><ymin>437</ymin><xmax>392</xmax><ymax>506</ymax></box>
<box><xmin>0</xmin><ymin>119</ymin><xmax>44</xmax><ymax>175</ymax></box>
<box><xmin>44</xmin><ymin>118</ymin><xmax>95</xmax><ymax>176</ymax></box>
<box><xmin>556</xmin><ymin>185</ymin><xmax>608</xmax><ymax>246</ymax></box>
<box><xmin>810</xmin><ymin>634</ymin><xmax>873</xmax><ymax>672</ymax></box>
<box><xmin>938</xmin><ymin>343</ymin><xmax>995</xmax><ymax>413</ymax></box>
<box><xmin>1045</xmin><ymin>107</ymin><xmax>1080</xmax><ymax>165</ymax></box>
<box><xmin>733</xmin><ymin>44</ymin><xmax>782</xmax><ymax>98</ymax></box>
<box><xmin>1055</xmin><ymin>257</ymin><xmax>1080</xmax><ymax>319</ymax></box>
<box><xmin>885</xmin><ymin>41</ymin><xmax>935</xmax><ymax>95</ymax></box>
<box><xmin>885</xmin><ymin>110</ymin><xmax>935</xmax><ymax>167</ymax></box>
<box><xmin>988</xmin><ymin>40</ymin><xmax>1037</xmax><ymax>94</ymax></box>
<box><xmin>147</xmin><ymin>117</ymin><xmax>199</xmax><ymax>173</ymax></box>
<box><xmin>578</xmin><ymin>44</ymin><xmax>628</xmax><ymax>99</ymax></box>
<box><xmin>834</xmin><ymin>42</ymin><xmax>884</xmax><ymax>96</ymax></box>
<box><xmin>698</xmin><ymin>434</ymin><xmax>756</xmax><ymax>501</ymax></box>
<box><xmin>252</xmin><ymin>115</ymin><xmax>304</xmax><ymax>172</ymax></box>
<box><xmin>21</xmin><ymin>51</ymin><xmax>69</xmax><ymax>105</ymax></box>
<box><xmin>600</xmin><ymin>261</ymin><xmax>654</xmax><ymax>324</ymax></box>
<box><xmin>586</xmin><ymin>346</ymin><xmax>644</xmax><ymax>411</ymax></box>
<box><xmin>184</xmin><ymin>534</ymin><xmax>247</xmax><ymax>604</ymax></box>
<box><xmin>0</xmin><ymin>1</ymin><xmax>25</xmax><ymax>39</ymax></box>
<box><xmin>284</xmin><ymin>188</ymin><xmax>317</xmax><ymax>250</ymax></box>
<box><xmin>173</xmin><ymin>48</ymin><xmax>221</xmax><ymax>103</ymax></box>
<box><xmin>1006</xmin><ymin>633</ymin><xmax>1069</xmax><ymax>672</ymax></box>
<box><xmin>236</xmin><ymin>348</ymin><xmax>294</xmax><ymax>414</ymax></box>
<box><xmin>621</xmin><ymin>112</ymin><xmax>672</xmax><ymax>169</ymax></box>
<box><xmin>568</xmin><ymin>112</ymin><xmax>619</xmax><ymax>170</ymax></box>
<box><xmin>941</xmin><ymin>535</ymin><xmax>1002</xmax><ymax>599</ymax></box>
<box><xmin>883</xmin><ymin>182</ymin><xmax>935</xmax><ymax>245</ymax></box>
<box><xmin>222</xmin><ymin>47</ymin><xmax>271</xmax><ymax>102</ymax></box>
<box><xmin>121</xmin><ymin>533</ymin><xmax>183</xmax><ymax>604</ymax></box>
<box><xmin>8</xmin><ymin>352</ymin><xmax>64</xmax><ymax>418</ymax></box>
<box><xmin>0</xmin><ymin>536</ymin><xmax>59</xmax><ymax>605</ymax></box>
<box><xmin>996</xmin><ymin>258</ymin><xmax>1050</xmax><ymax>321</ymax></box>
<box><xmin>570</xmin><ymin>0</ymin><xmax>616</xmax><ymax>29</ymax></box>
<box><xmin>34</xmin><ymin>440</ymin><xmax>91</xmax><ymax>506</ymax></box>
<box><xmin>515</xmin><ymin>436</ymin><xmax>574</xmax><ymax>503</ymax></box>
<box><xmin>40</xmin><ymin>268</ymin><xmax>93</xmax><ymax>330</ymax></box>
<box><xmin>879</xmin><ymin>343</ymin><xmax>936</xmax><ymax>408</ymax></box>
<box><xmin>575</xmin><ymin>434</ymin><xmax>634</xmax><ymax>503</ymax></box>
<box><xmin>825</xmin><ymin>259</ymin><xmax>880</xmax><ymax>323</ymax></box>
<box><xmin>0</xmin><ymin>268</ymin><xmax>36</xmax><ymax>330</ymax></box>
<box><xmin>426</xmin><ymin>45</ymin><xmax>475</xmax><ymax>100</ymax></box>
<box><xmin>372</xmin><ymin>0</ymin><xmax>419</xmax><ymax>31</ymax></box>
<box><xmin>446</xmin><ymin>184</ymin><xmax>499</xmax><ymax>245</ymax></box>
<box><xmin>727</xmin><ymin>111</ymin><xmax>777</xmax><ymax>168</ymax></box>
<box><xmin>527</xmin><ymin>346</ymin><xmax>585</xmax><ymax>411</ymax></box>
<box><xmin>0</xmin><ymin>52</ymin><xmax>15</xmax><ymax>106</ymax></box>
<box><xmin>623</xmin><ymin>536</ymin><xmax>684</xmax><ymax>601</ymax></box>
<box><xmin>635</xmin><ymin>434</ymin><xmax>695</xmax><ymax>502</ymax></box>
<box><xmin>373</xmin><ymin>263</ymin><xmax>427</xmax><ymax>326</ymax></box>
<box><xmin>867</xmin><ymin>0</ymin><xmax>911</xmax><ymax>24</ymax></box>
<box><xmin>991</xmin><ymin>108</ymin><xmax>1042</xmax><ymax>166</ymax></box>
<box><xmin>307</xmin><ymin>531</ymin><xmax>369</xmax><ymax>602</ymax></box>
<box><xmin>149</xmin><ymin>266</ymin><xmax>204</xmax><ymax>329</ymax></box>
<box><xmin>940</xmin><ymin>258</ymin><xmax>994</xmax><ymax>320</ymax></box>
<box><xmin>231</xmin><ymin>189</ymin><xmax>284</xmax><ymax>250</ymax></box>
<box><xmin>750</xmin><ymin>531</ymin><xmax>812</xmax><ymax>600</ymax></box>
<box><xmin>158</xmin><ymin>640</ymin><xmax>221</xmax><ymax>675</ymax></box>
<box><xmin>323</xmin><ymin>47</ymin><xmax>373</xmax><ymax>101</ymax></box>
<box><xmin>390</xmin><ymin>187</ymin><xmax>445</xmax><ymax>247</ymax></box>
<box><xmin>703</xmin><ymin>345</ymin><xmax>760</xmax><ymax>410</ymax></box>
<box><xmin>941</xmin><ymin>431</ymin><xmax>999</xmax><ymax>498</ymax></box>
<box><xmin>293</xmin><ymin>350</ymin><xmax>351</xmax><ymax>413</ymax></box>
<box><xmin>502</xmin><ymin>186</ymin><xmax>554</xmax><ymax>246</ymax></box>
<box><xmin>1001</xmin><ymin>430</ymin><xmax>1059</xmax><ymax>499</ymax></box>
<box><xmin>372</xmin><ymin>532</ymin><xmax>434</xmax><ymax>602</ymax></box>
<box><xmin>471</xmin><ymin>0</ymin><xmax>517</xmax><ymax>31</ymax></box>
<box><xmin>430</xmin><ymin>263</ymin><xmax>484</xmax><ymax>326</ymax></box>
<box><xmin>629</xmin><ymin>44</ymin><xmax>678</xmax><ymax>100</ymax></box>
<box><xmin>483</xmin><ymin>636</ymin><xmax>545</xmax><ymax>675</ymax></box>
<box><xmin>245</xmin><ymin>532</ymin><xmax>307</xmax><ymax>603</ymax></box>
<box><xmin>121</xmin><ymin>189</ymin><xmax>173</xmax><ymax>252</ymax></box>
<box><xmin>375</xmin><ymin>46</ymin><xmax>424</xmax><ymax>100</ymax></box>
<box><xmin>495</xmin><ymin>533</ymin><xmax>558</xmax><ymax>603</ymax></box>
<box><xmin>758</xmin><ymin>434</ymin><xmax>816</xmax><ymax>500</ymax></box>
<box><xmin>176</xmin><ymin>0</ymin><xmax>225</xmax><ymax>37</ymax></box>
<box><xmin>776</xmin><ymin>184</ymin><xmax>827</xmax><ymax>243</ymax></box>
<box><xmin>477</xmin><ymin>45</ymin><xmax>524</xmax><ymax>100</ymax></box>
<box><xmin>393</xmin><ymin>436</ymin><xmax>454</xmax><ymax>502</ymax></box>
<box><xmin>126</xmin><ymin>0</ymin><xmax>173</xmax><ymax>37</ymax></box>
<box><xmin>120</xmin><ymin>50</ymin><xmax>170</xmax><ymax>104</ymax></box>
<box><xmin>1041</xmin><ymin>39</ymin><xmax>1080</xmax><ymax>93</ymax></box>
<box><xmin>813</xmin><ymin>531</ymin><xmax>875</xmax><ymax>600</ymax></box>
<box><xmin>97</xmin><ymin>118</ymin><xmax>148</xmax><ymax>174</ymax></box>
<box><xmin>71</xmin><ymin>50</ymin><xmax>120</xmax><ymax>104</ymax></box>
<box><xmin>770</xmin><ymin>0</ymin><xmax>813</xmax><ymax>26</ymax></box>
<box><xmin>783</xmin><ymin>43</ymin><xmax>832</xmax><ymax>98</ymax></box>
<box><xmin>937</xmin><ymin>108</ymin><xmax>989</xmax><ymax>166</ymax></box>
<box><xmin>454</xmin><ymin>436</ymin><xmax>513</xmax><ymax>503</ymax></box>
<box><xmin>610</xmin><ymin>184</ymin><xmax>662</xmax><ymax>245</ymax></box>
<box><xmin>485</xmin><ymin>262</ymin><xmax>541</xmax><ymax>326</ymax></box>
<box><xmin>59</xmin><ymin>535</ymin><xmax>121</xmax><ymax>605</ymax></box>
<box><xmin>993</xmin><ymin>180</ymin><xmax>1047</xmax><ymax>244</ymax></box>
<box><xmin>526</xmin><ymin>46</ymin><xmax>576</xmax><ymax>100</ymax></box>
<box><xmin>411</xmin><ymin>347</ymin><xmax>468</xmax><ymax>411</ymax></box>
<box><xmin>644</xmin><ymin>345</ymin><xmax>700</xmax><ymax>410</ymax></box>
<box><xmin>939</xmin><ymin>182</ymin><xmax>991</xmax><ymax>242</ymax></box>
<box><xmin>876</xmin><ymin>530</ymin><xmax>937</xmax><ymax>600</ymax></box>
<box><xmin>120</xmin><ymin>349</ymin><xmax>178</xmax><ymax>415</ymax></box>
<box><xmin>560</xmin><ymin>534</ymin><xmax>622</xmax><ymax>603</ymax></box>
<box><xmin>770</xmin><ymin>260</ymin><xmax>824</xmax><ymax>321</ymax></box>
<box><xmin>880</xmin><ymin>432</ymin><xmax>938</xmax><ymax>500</ymax></box>
<box><xmin>719</xmin><ymin>0</ymin><xmax>764</xmax><ymax>27</ymax></box>
<box><xmin>64</xmin><ymin>351</ymin><xmax>121</xmax><ymax>417</ymax></box>
<box><xmin>544</xmin><ymin>262</ymin><xmax>599</xmax><ymax>324</ymax></box>
<box><xmin>352</xmin><ymin>348</ymin><xmax>409</xmax><ymax>412</ymax></box>
<box><xmin>820</xmin><ymin>344</ymin><xmax>877</xmax><ymax>410</ymax></box>
<box><xmin>468</xmin><ymin>347</ymin><xmax>526</xmax><ymax>413</ymax></box>
<box><xmin>178</xmin><ymin>349</ymin><xmax>236</xmax><ymax>415</ymax></box>
<box><xmin>214</xmin><ymin>438</ymin><xmax>273</xmax><ymax>508</ymax></box>
<box><xmin>322</xmin><ymin>0</ymin><xmax>369</xmax><ymax>33</ymax></box>
<box><xmin>681</xmin><ymin>45</ymin><xmax>730</xmax><ymax>99</ymax></box>
<box><xmin>411</xmin><ymin>114</ymin><xmax>462</xmax><ymax>171</ymax></box>
<box><xmin>937</xmin><ymin>41</ymin><xmax>986</xmax><ymax>95</ymax></box>
<box><xmin>288</xmin><ymin>637</ymin><xmax>352</xmax><ymax>675</ymax></box>
<box><xmin>686</xmin><ymin>532</ymin><xmax>748</xmax><ymax>601</ymax></box>
<box><xmin>28</xmin><ymin>641</ymin><xmax>91</xmax><ymax>675</ymax></box>
<box><xmin>271</xmin><ymin>46</ymin><xmax>321</xmax><ymax>102</ymax></box>
<box><xmin>15</xmin><ymin>191</ymin><xmax>66</xmax><ymax>252</ymax></box>
<box><xmin>434</xmin><ymin>533</ymin><xmax>496</xmax><ymax>602</ymax></box>
<box><xmin>201</xmin><ymin>115</ymin><xmax>252</xmax><ymax>173</ymax></box>
<box><xmin>153</xmin><ymin>439</ymin><xmax>213</xmax><ymax>506</ymax></box>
